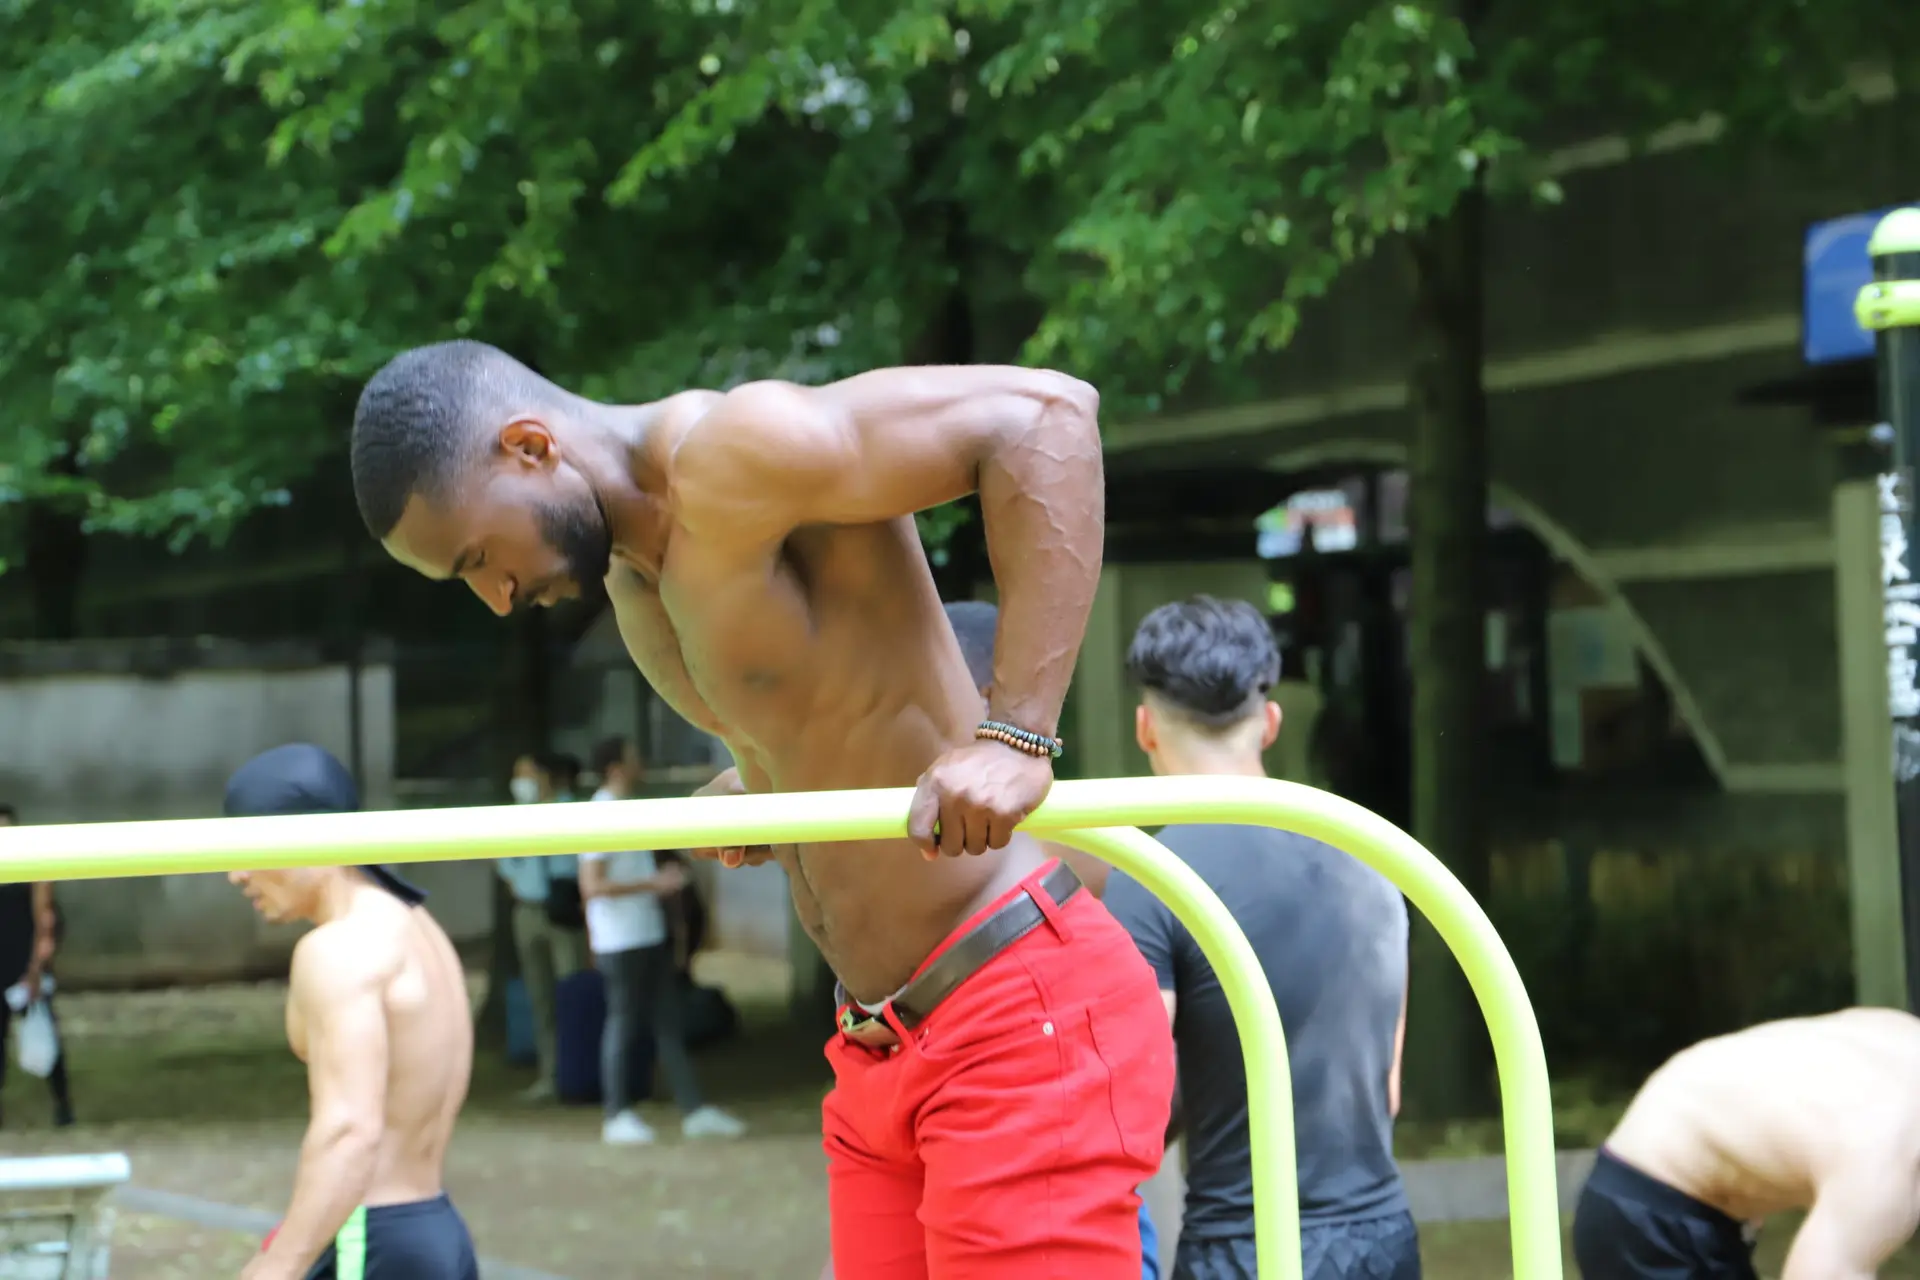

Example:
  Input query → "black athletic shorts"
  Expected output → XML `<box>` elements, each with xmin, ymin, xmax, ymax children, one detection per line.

<box><xmin>1573</xmin><ymin>1148</ymin><xmax>1758</xmax><ymax>1280</ymax></box>
<box><xmin>1174</xmin><ymin>1210</ymin><xmax>1422</xmax><ymax>1280</ymax></box>
<box><xmin>304</xmin><ymin>1195</ymin><xmax>479</xmax><ymax>1280</ymax></box>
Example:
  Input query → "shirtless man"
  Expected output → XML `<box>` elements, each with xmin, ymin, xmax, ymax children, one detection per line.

<box><xmin>223</xmin><ymin>744</ymin><xmax>478</xmax><ymax>1280</ymax></box>
<box><xmin>350</xmin><ymin>341</ymin><xmax>1174</xmax><ymax>1278</ymax></box>
<box><xmin>1574</xmin><ymin>1007</ymin><xmax>1920</xmax><ymax>1280</ymax></box>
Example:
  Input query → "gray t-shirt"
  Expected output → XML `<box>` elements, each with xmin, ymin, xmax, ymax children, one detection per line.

<box><xmin>1104</xmin><ymin>823</ymin><xmax>1409</xmax><ymax>1237</ymax></box>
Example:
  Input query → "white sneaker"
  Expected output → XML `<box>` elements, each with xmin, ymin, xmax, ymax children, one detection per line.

<box><xmin>681</xmin><ymin>1106</ymin><xmax>746</xmax><ymax>1140</ymax></box>
<box><xmin>602</xmin><ymin>1110</ymin><xmax>656</xmax><ymax>1145</ymax></box>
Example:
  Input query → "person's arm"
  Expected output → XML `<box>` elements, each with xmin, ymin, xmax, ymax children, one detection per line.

<box><xmin>254</xmin><ymin>929</ymin><xmax>391</xmax><ymax>1278</ymax></box>
<box><xmin>673</xmin><ymin>367</ymin><xmax>1104</xmax><ymax>854</ymax></box>
<box><xmin>23</xmin><ymin>884</ymin><xmax>55</xmax><ymax>989</ymax></box>
<box><xmin>686</xmin><ymin>763</ymin><xmax>780</xmax><ymax>869</ymax></box>
<box><xmin>578</xmin><ymin>853</ymin><xmax>682</xmax><ymax>900</ymax></box>
<box><xmin>1781</xmin><ymin>1164</ymin><xmax>1920</xmax><ymax>1280</ymax></box>
<box><xmin>1389</xmin><ymin>970</ymin><xmax>1408</xmax><ymax>1120</ymax></box>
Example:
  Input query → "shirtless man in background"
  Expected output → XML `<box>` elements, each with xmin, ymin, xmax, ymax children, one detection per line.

<box><xmin>1574</xmin><ymin>1007</ymin><xmax>1920</xmax><ymax>1280</ymax></box>
<box><xmin>351</xmin><ymin>342</ymin><xmax>1173</xmax><ymax>1278</ymax></box>
<box><xmin>224</xmin><ymin>744</ymin><xmax>478</xmax><ymax>1280</ymax></box>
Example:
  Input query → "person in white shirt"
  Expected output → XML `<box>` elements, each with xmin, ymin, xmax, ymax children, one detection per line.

<box><xmin>581</xmin><ymin>736</ymin><xmax>745</xmax><ymax>1145</ymax></box>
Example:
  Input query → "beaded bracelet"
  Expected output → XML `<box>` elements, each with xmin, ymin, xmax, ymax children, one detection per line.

<box><xmin>976</xmin><ymin>720</ymin><xmax>1065</xmax><ymax>760</ymax></box>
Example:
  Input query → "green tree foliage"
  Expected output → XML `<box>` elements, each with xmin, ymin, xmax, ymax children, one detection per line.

<box><xmin>984</xmin><ymin>0</ymin><xmax>1914</xmax><ymax>1115</ymax></box>
<box><xmin>2</xmin><ymin>0</ymin><xmax>1055</xmax><ymax>580</ymax></box>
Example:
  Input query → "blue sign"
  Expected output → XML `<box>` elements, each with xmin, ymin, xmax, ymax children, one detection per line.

<box><xmin>1804</xmin><ymin>207</ymin><xmax>1904</xmax><ymax>365</ymax></box>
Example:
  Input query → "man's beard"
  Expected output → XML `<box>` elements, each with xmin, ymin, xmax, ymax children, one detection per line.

<box><xmin>537</xmin><ymin>498</ymin><xmax>613</xmax><ymax>602</ymax></box>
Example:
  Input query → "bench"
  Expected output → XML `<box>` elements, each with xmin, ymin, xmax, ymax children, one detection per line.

<box><xmin>0</xmin><ymin>1154</ymin><xmax>131</xmax><ymax>1280</ymax></box>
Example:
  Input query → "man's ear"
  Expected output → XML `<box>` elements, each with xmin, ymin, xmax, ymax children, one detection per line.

<box><xmin>1135</xmin><ymin>703</ymin><xmax>1156</xmax><ymax>756</ymax></box>
<box><xmin>1261</xmin><ymin>700</ymin><xmax>1282</xmax><ymax>749</ymax></box>
<box><xmin>498</xmin><ymin>418</ymin><xmax>558</xmax><ymax>468</ymax></box>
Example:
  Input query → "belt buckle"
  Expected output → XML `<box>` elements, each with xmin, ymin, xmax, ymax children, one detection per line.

<box><xmin>837</xmin><ymin>1004</ymin><xmax>901</xmax><ymax>1049</ymax></box>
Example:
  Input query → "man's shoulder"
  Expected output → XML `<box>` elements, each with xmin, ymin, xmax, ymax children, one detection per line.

<box><xmin>1154</xmin><ymin>821</ymin><xmax>1310</xmax><ymax>864</ymax></box>
<box><xmin>1157</xmin><ymin>823</ymin><xmax>1404</xmax><ymax>908</ymax></box>
<box><xmin>292</xmin><ymin>913</ymin><xmax>403</xmax><ymax>993</ymax></box>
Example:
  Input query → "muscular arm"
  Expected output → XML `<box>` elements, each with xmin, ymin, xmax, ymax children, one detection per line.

<box><xmin>1782</xmin><ymin>1163</ymin><xmax>1920</xmax><ymax>1280</ymax></box>
<box><xmin>674</xmin><ymin>365</ymin><xmax>1105</xmax><ymax>740</ymax></box>
<box><xmin>262</xmin><ymin>928</ymin><xmax>391</xmax><ymax>1275</ymax></box>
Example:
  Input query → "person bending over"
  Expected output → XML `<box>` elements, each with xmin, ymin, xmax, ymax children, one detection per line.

<box><xmin>225</xmin><ymin>744</ymin><xmax>478</xmax><ymax>1280</ymax></box>
<box><xmin>1103</xmin><ymin>596</ymin><xmax>1417</xmax><ymax>1280</ymax></box>
<box><xmin>1574</xmin><ymin>1007</ymin><xmax>1920</xmax><ymax>1280</ymax></box>
<box><xmin>351</xmin><ymin>342</ymin><xmax>1172</xmax><ymax>1279</ymax></box>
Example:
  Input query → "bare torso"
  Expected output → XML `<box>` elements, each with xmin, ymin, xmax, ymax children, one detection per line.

<box><xmin>607</xmin><ymin>398</ymin><xmax>1045</xmax><ymax>1001</ymax></box>
<box><xmin>289</xmin><ymin>885</ymin><xmax>474</xmax><ymax>1205</ymax></box>
<box><xmin>1606</xmin><ymin>1008</ymin><xmax>1920</xmax><ymax>1222</ymax></box>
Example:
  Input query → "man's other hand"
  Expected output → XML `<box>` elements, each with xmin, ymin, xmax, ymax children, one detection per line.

<box><xmin>910</xmin><ymin>739</ymin><xmax>1054</xmax><ymax>858</ymax></box>
<box><xmin>688</xmin><ymin>768</ymin><xmax>775</xmax><ymax>868</ymax></box>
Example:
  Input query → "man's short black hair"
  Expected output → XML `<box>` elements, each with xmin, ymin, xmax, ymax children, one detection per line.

<box><xmin>1126</xmin><ymin>595</ymin><xmax>1280</xmax><ymax>731</ymax></box>
<box><xmin>591</xmin><ymin>735</ymin><xmax>633</xmax><ymax>781</ymax></box>
<box><xmin>944</xmin><ymin>600</ymin><xmax>998</xmax><ymax>691</ymax></box>
<box><xmin>0</xmin><ymin>802</ymin><xmax>15</xmax><ymax>824</ymax></box>
<box><xmin>350</xmin><ymin>339</ymin><xmax>556</xmax><ymax>540</ymax></box>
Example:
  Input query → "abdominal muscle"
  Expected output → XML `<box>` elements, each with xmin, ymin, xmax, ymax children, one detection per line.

<box><xmin>781</xmin><ymin>834</ymin><xmax>1045</xmax><ymax>1004</ymax></box>
<box><xmin>745</xmin><ymin>706</ymin><xmax>1048</xmax><ymax>1004</ymax></box>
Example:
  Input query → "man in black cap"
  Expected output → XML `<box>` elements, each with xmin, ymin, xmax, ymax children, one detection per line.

<box><xmin>224</xmin><ymin>744</ymin><xmax>480</xmax><ymax>1280</ymax></box>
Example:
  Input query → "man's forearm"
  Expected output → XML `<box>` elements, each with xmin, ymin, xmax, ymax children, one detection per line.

<box><xmin>263</xmin><ymin>1116</ymin><xmax>381</xmax><ymax>1270</ymax></box>
<box><xmin>981</xmin><ymin>380</ymin><xmax>1104</xmax><ymax>738</ymax></box>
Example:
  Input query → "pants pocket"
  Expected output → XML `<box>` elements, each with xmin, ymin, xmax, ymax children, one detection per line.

<box><xmin>1085</xmin><ymin>995</ymin><xmax>1175</xmax><ymax>1167</ymax></box>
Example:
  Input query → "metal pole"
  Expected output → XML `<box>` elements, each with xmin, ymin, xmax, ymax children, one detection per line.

<box><xmin>1855</xmin><ymin>207</ymin><xmax>1920</xmax><ymax>1013</ymax></box>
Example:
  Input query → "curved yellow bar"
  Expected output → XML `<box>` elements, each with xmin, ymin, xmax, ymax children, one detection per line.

<box><xmin>1050</xmin><ymin>825</ymin><xmax>1302</xmax><ymax>1278</ymax></box>
<box><xmin>0</xmin><ymin>774</ymin><xmax>1560</xmax><ymax>1279</ymax></box>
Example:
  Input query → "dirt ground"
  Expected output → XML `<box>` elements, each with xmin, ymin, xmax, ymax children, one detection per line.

<box><xmin>5</xmin><ymin>960</ymin><xmax>1918</xmax><ymax>1279</ymax></box>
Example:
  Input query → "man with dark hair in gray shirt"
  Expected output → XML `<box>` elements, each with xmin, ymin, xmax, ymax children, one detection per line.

<box><xmin>1103</xmin><ymin>595</ymin><xmax>1417</xmax><ymax>1280</ymax></box>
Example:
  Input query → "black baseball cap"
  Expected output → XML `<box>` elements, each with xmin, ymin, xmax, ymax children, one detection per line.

<box><xmin>222</xmin><ymin>744</ymin><xmax>427</xmax><ymax>906</ymax></box>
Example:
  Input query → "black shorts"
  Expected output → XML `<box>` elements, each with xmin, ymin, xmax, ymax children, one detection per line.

<box><xmin>1573</xmin><ymin>1149</ymin><xmax>1758</xmax><ymax>1280</ymax></box>
<box><xmin>1174</xmin><ymin>1211</ymin><xmax>1422</xmax><ymax>1280</ymax></box>
<box><xmin>304</xmin><ymin>1196</ymin><xmax>478</xmax><ymax>1280</ymax></box>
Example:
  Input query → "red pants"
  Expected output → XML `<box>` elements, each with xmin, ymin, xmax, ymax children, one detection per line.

<box><xmin>822</xmin><ymin>863</ymin><xmax>1175</xmax><ymax>1279</ymax></box>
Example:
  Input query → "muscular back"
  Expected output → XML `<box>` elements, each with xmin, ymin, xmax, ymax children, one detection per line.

<box><xmin>289</xmin><ymin>883</ymin><xmax>473</xmax><ymax>1206</ymax></box>
<box><xmin>604</xmin><ymin>403</ymin><xmax>1044</xmax><ymax>1001</ymax></box>
<box><xmin>1609</xmin><ymin>1008</ymin><xmax>1920</xmax><ymax>1223</ymax></box>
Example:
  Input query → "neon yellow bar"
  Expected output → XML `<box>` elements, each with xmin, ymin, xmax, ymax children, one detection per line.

<box><xmin>1053</xmin><ymin>826</ymin><xmax>1302</xmax><ymax>1278</ymax></box>
<box><xmin>0</xmin><ymin>775</ymin><xmax>1559</xmax><ymax>1278</ymax></box>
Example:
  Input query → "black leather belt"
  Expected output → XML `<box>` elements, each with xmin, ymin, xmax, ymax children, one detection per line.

<box><xmin>836</xmin><ymin>861</ymin><xmax>1083</xmax><ymax>1048</ymax></box>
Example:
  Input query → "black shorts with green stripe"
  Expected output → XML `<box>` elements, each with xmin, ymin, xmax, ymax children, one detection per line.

<box><xmin>304</xmin><ymin>1196</ymin><xmax>478</xmax><ymax>1280</ymax></box>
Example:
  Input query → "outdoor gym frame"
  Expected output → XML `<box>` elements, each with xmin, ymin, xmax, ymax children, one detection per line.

<box><xmin>0</xmin><ymin>774</ymin><xmax>1561</xmax><ymax>1280</ymax></box>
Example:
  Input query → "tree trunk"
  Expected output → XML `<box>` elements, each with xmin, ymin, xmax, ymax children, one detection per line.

<box><xmin>1400</xmin><ymin>179</ymin><xmax>1496</xmax><ymax>1120</ymax></box>
<box><xmin>22</xmin><ymin>449</ymin><xmax>88</xmax><ymax>640</ymax></box>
